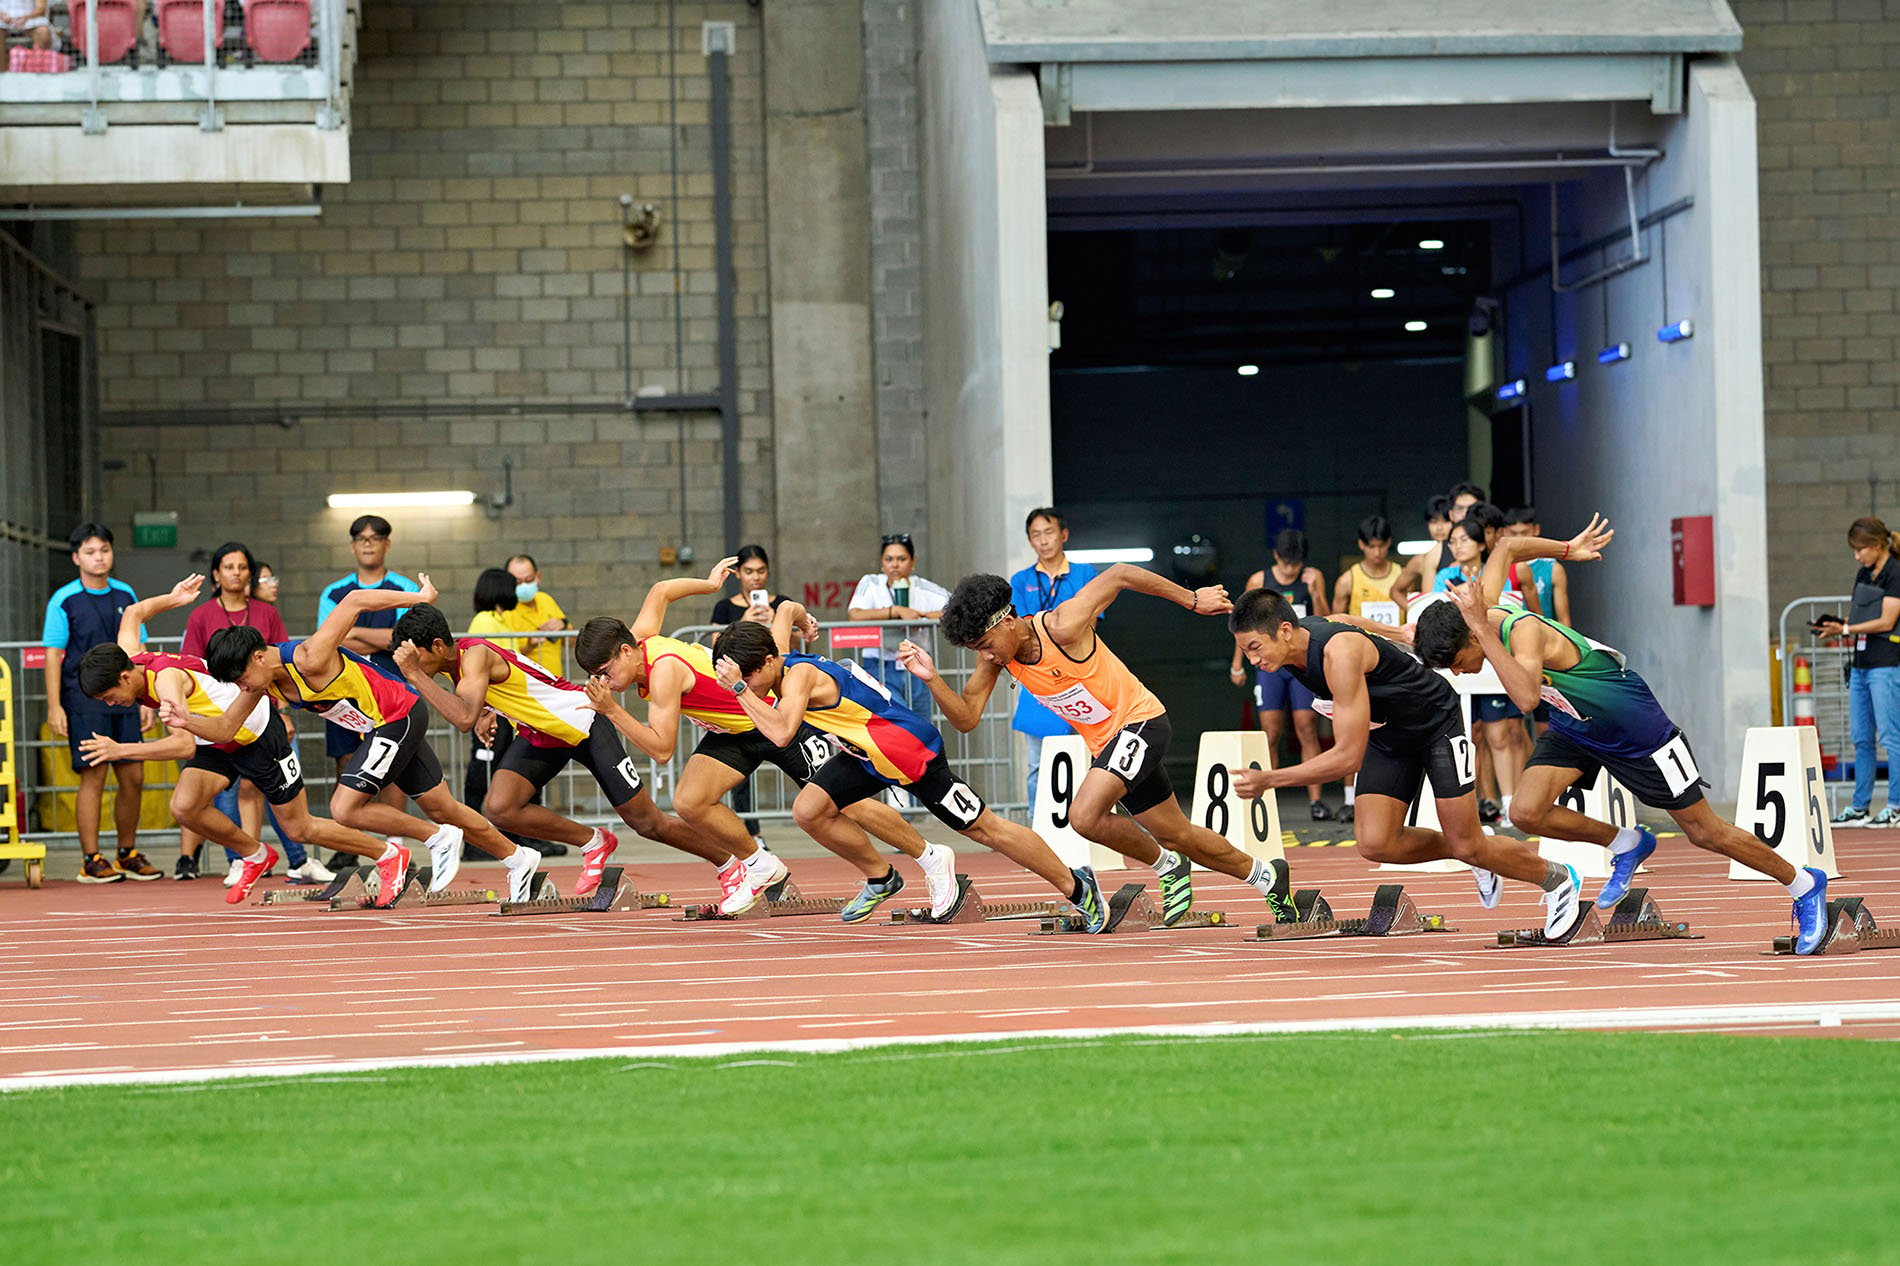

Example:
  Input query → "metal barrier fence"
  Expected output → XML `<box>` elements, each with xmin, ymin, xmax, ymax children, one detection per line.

<box><xmin>0</xmin><ymin>619</ymin><xmax>1027</xmax><ymax>854</ymax></box>
<box><xmin>1778</xmin><ymin>594</ymin><xmax>1872</xmax><ymax>814</ymax></box>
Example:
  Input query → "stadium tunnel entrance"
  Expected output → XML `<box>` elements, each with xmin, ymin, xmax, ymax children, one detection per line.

<box><xmin>922</xmin><ymin>0</ymin><xmax>1767</xmax><ymax>790</ymax></box>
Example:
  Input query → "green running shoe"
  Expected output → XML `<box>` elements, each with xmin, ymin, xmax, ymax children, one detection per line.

<box><xmin>1154</xmin><ymin>849</ymin><xmax>1194</xmax><ymax>927</ymax></box>
<box><xmin>1072</xmin><ymin>866</ymin><xmax>1109</xmax><ymax>934</ymax></box>
<box><xmin>1263</xmin><ymin>857</ymin><xmax>1297</xmax><ymax>924</ymax></box>
<box><xmin>839</xmin><ymin>870</ymin><xmax>903</xmax><ymax>923</ymax></box>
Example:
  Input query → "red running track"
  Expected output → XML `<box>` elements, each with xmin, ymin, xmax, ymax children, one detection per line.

<box><xmin>4</xmin><ymin>833</ymin><xmax>1898</xmax><ymax>1088</ymax></box>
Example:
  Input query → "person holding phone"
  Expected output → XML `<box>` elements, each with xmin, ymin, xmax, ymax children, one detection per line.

<box><xmin>1813</xmin><ymin>516</ymin><xmax>1900</xmax><ymax>827</ymax></box>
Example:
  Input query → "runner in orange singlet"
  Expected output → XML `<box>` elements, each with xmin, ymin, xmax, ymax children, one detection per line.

<box><xmin>907</xmin><ymin>565</ymin><xmax>1296</xmax><ymax>926</ymax></box>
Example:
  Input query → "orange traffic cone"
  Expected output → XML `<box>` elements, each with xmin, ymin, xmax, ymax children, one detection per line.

<box><xmin>1792</xmin><ymin>655</ymin><xmax>1836</xmax><ymax>774</ymax></box>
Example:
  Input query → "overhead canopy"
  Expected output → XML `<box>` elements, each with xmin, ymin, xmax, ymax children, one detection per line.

<box><xmin>978</xmin><ymin>0</ymin><xmax>1744</xmax><ymax>119</ymax></box>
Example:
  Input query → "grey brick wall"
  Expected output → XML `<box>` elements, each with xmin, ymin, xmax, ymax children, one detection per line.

<box><xmin>1733</xmin><ymin>2</ymin><xmax>1900</xmax><ymax>617</ymax></box>
<box><xmin>862</xmin><ymin>0</ymin><xmax>928</xmax><ymax>535</ymax></box>
<box><xmin>78</xmin><ymin>0</ymin><xmax>776</xmax><ymax>630</ymax></box>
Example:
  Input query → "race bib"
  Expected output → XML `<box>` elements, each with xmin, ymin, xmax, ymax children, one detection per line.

<box><xmin>1360</xmin><ymin>600</ymin><xmax>1401</xmax><ymax>627</ymax></box>
<box><xmin>316</xmin><ymin>700</ymin><xmax>375</xmax><ymax>734</ymax></box>
<box><xmin>1309</xmin><ymin>698</ymin><xmax>1384</xmax><ymax>729</ymax></box>
<box><xmin>1651</xmin><ymin>733</ymin><xmax>1701</xmax><ymax>796</ymax></box>
<box><xmin>1041</xmin><ymin>682</ymin><xmax>1111</xmax><ymax>726</ymax></box>
<box><xmin>1540</xmin><ymin>685</ymin><xmax>1584</xmax><ymax>721</ymax></box>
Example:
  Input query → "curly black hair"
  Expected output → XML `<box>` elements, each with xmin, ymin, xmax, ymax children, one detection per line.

<box><xmin>392</xmin><ymin>603</ymin><xmax>454</xmax><ymax>655</ymax></box>
<box><xmin>1413</xmin><ymin>602</ymin><xmax>1475</xmax><ymax>669</ymax></box>
<box><xmin>939</xmin><ymin>573</ymin><xmax>1014</xmax><ymax>647</ymax></box>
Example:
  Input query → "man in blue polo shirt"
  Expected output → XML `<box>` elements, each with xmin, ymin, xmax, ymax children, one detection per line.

<box><xmin>42</xmin><ymin>521</ymin><xmax>161</xmax><ymax>882</ymax></box>
<box><xmin>316</xmin><ymin>516</ymin><xmax>421</xmax><ymax>854</ymax></box>
<box><xmin>1007</xmin><ymin>507</ymin><xmax>1099</xmax><ymax>812</ymax></box>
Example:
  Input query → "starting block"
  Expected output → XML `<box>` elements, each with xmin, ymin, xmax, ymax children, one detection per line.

<box><xmin>889</xmin><ymin>875</ymin><xmax>1065</xmax><ymax>925</ymax></box>
<box><xmin>678</xmin><ymin>875</ymin><xmax>849</xmax><ymax>921</ymax></box>
<box><xmin>1246</xmin><ymin>884</ymin><xmax>1453</xmax><ymax>941</ymax></box>
<box><xmin>1770</xmin><ymin>896</ymin><xmax>1900</xmax><ymax>956</ymax></box>
<box><xmin>381</xmin><ymin>867</ymin><xmax>500</xmax><ymax>909</ymax></box>
<box><xmin>1494</xmin><ymin>887</ymin><xmax>1698</xmax><ymax>948</ymax></box>
<box><xmin>1029</xmin><ymin>882</ymin><xmax>1229</xmax><ymax>935</ymax></box>
<box><xmin>496</xmin><ymin>866</ymin><xmax>669</xmax><ymax>916</ymax></box>
<box><xmin>252</xmin><ymin>866</ymin><xmax>371</xmax><ymax>907</ymax></box>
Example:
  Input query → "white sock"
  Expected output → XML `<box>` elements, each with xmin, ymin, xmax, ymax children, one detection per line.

<box><xmin>920</xmin><ymin>843</ymin><xmax>943</xmax><ymax>865</ymax></box>
<box><xmin>745</xmin><ymin>848</ymin><xmax>775</xmax><ymax>871</ymax></box>
<box><xmin>1500</xmin><ymin>795</ymin><xmax>1512</xmax><ymax>817</ymax></box>
<box><xmin>718</xmin><ymin>855</ymin><xmax>744</xmax><ymax>875</ymax></box>
<box><xmin>244</xmin><ymin>846</ymin><xmax>268</xmax><ymax>864</ymax></box>
<box><xmin>503</xmin><ymin>848</ymin><xmax>534</xmax><ymax>870</ymax></box>
<box><xmin>584</xmin><ymin>828</ymin><xmax>604</xmax><ymax>851</ymax></box>
<box><xmin>1608</xmin><ymin>826</ymin><xmax>1643</xmax><ymax>856</ymax></box>
<box><xmin>1245</xmin><ymin>859</ymin><xmax>1275</xmax><ymax>895</ymax></box>
<box><xmin>1787</xmin><ymin>869</ymin><xmax>1816</xmax><ymax>899</ymax></box>
<box><xmin>1153</xmin><ymin>849</ymin><xmax>1180</xmax><ymax>874</ymax></box>
<box><xmin>377</xmin><ymin>842</ymin><xmax>399</xmax><ymax>862</ymax></box>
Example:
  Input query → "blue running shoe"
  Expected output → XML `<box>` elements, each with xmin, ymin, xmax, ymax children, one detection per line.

<box><xmin>1793</xmin><ymin>867</ymin><xmax>1830</xmax><ymax>956</ymax></box>
<box><xmin>1594</xmin><ymin>826</ymin><xmax>1658</xmax><ymax>909</ymax></box>
<box><xmin>839</xmin><ymin>870</ymin><xmax>903</xmax><ymax>923</ymax></box>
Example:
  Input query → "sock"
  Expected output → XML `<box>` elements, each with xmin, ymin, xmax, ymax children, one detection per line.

<box><xmin>377</xmin><ymin>842</ymin><xmax>399</xmax><ymax>862</ymax></box>
<box><xmin>1539</xmin><ymin>861</ymin><xmax>1570</xmax><ymax>893</ymax></box>
<box><xmin>503</xmin><ymin>848</ymin><xmax>534</xmax><ymax>869</ymax></box>
<box><xmin>585</xmin><ymin>827</ymin><xmax>604</xmax><ymax>851</ymax></box>
<box><xmin>1787</xmin><ymin>869</ymin><xmax>1816</xmax><ymax>899</ymax></box>
<box><xmin>1245</xmin><ymin>859</ymin><xmax>1276</xmax><ymax>895</ymax></box>
<box><xmin>1068</xmin><ymin>873</ymin><xmax>1086</xmax><ymax>904</ymax></box>
<box><xmin>1153</xmin><ymin>848</ymin><xmax>1181</xmax><ymax>874</ymax></box>
<box><xmin>244</xmin><ymin>846</ymin><xmax>268</xmax><ymax>864</ymax></box>
<box><xmin>718</xmin><ymin>855</ymin><xmax>744</xmax><ymax>876</ymax></box>
<box><xmin>745</xmin><ymin>848</ymin><xmax>776</xmax><ymax>871</ymax></box>
<box><xmin>1608</xmin><ymin>826</ymin><xmax>1643</xmax><ymax>856</ymax></box>
<box><xmin>1500</xmin><ymin>795</ymin><xmax>1512</xmax><ymax>817</ymax></box>
<box><xmin>870</xmin><ymin>866</ymin><xmax>899</xmax><ymax>891</ymax></box>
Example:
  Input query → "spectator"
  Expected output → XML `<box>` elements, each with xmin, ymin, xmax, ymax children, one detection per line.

<box><xmin>1392</xmin><ymin>493</ymin><xmax>1454</xmax><ymax>602</ymax></box>
<box><xmin>505</xmin><ymin>553</ymin><xmax>569</xmax><ymax>678</ymax></box>
<box><xmin>41</xmin><ymin>521</ymin><xmax>160</xmax><ymax>882</ymax></box>
<box><xmin>1331</xmin><ymin>513</ymin><xmax>1402</xmax><ymax>624</ymax></box>
<box><xmin>1230</xmin><ymin>528</ymin><xmax>1332</xmax><ymax>820</ymax></box>
<box><xmin>1008</xmin><ymin>508</ymin><xmax>1099</xmax><ymax>810</ymax></box>
<box><xmin>464</xmin><ymin>568</ymin><xmax>564</xmax><ymax>855</ymax></box>
<box><xmin>847</xmin><ymin>532</ymin><xmax>948</xmax><ymax>716</ymax></box>
<box><xmin>708</xmin><ymin>545</ymin><xmax>791</xmax><ymax>846</ymax></box>
<box><xmin>1502</xmin><ymin>507</ymin><xmax>1566</xmax><ymax>622</ymax></box>
<box><xmin>314</xmin><ymin>515</ymin><xmax>419</xmax><ymax>862</ymax></box>
<box><xmin>178</xmin><ymin>541</ymin><xmax>325</xmax><ymax>885</ymax></box>
<box><xmin>253</xmin><ymin>560</ymin><xmax>280</xmax><ymax>606</ymax></box>
<box><xmin>0</xmin><ymin>0</ymin><xmax>55</xmax><ymax>51</ymax></box>
<box><xmin>1815</xmin><ymin>517</ymin><xmax>1900</xmax><ymax>826</ymax></box>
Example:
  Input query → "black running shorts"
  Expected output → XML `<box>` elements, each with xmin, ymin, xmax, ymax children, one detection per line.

<box><xmin>1527</xmin><ymin>725</ymin><xmax>1707</xmax><ymax>812</ymax></box>
<box><xmin>495</xmin><ymin>713</ymin><xmax>645</xmax><ymax>806</ymax></box>
<box><xmin>809</xmin><ymin>751</ymin><xmax>988</xmax><ymax>832</ymax></box>
<box><xmin>693</xmin><ymin>723</ymin><xmax>838</xmax><ymax>785</ymax></box>
<box><xmin>1089</xmin><ymin>713</ymin><xmax>1176</xmax><ymax>816</ymax></box>
<box><xmin>1354</xmin><ymin>716</ymin><xmax>1478</xmax><ymax>805</ymax></box>
<box><xmin>337</xmin><ymin>710</ymin><xmax>442</xmax><ymax>798</ymax></box>
<box><xmin>186</xmin><ymin>715</ymin><xmax>304</xmax><ymax>807</ymax></box>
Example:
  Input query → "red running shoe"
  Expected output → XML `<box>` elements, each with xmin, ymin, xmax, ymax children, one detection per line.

<box><xmin>573</xmin><ymin>828</ymin><xmax>620</xmax><ymax>898</ymax></box>
<box><xmin>224</xmin><ymin>844</ymin><xmax>281</xmax><ymax>905</ymax></box>
<box><xmin>716</xmin><ymin>856</ymin><xmax>746</xmax><ymax>905</ymax></box>
<box><xmin>373</xmin><ymin>843</ymin><xmax>411</xmax><ymax>908</ymax></box>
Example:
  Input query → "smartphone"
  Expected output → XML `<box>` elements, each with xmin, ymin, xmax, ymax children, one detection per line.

<box><xmin>749</xmin><ymin>589</ymin><xmax>770</xmax><ymax>608</ymax></box>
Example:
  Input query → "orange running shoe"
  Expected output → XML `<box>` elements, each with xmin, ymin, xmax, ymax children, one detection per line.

<box><xmin>573</xmin><ymin>828</ymin><xmax>620</xmax><ymax>898</ymax></box>
<box><xmin>224</xmin><ymin>845</ymin><xmax>281</xmax><ymax>905</ymax></box>
<box><xmin>373</xmin><ymin>843</ymin><xmax>411</xmax><ymax>908</ymax></box>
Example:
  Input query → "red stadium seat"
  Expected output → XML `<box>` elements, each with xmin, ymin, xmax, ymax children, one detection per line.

<box><xmin>155</xmin><ymin>0</ymin><xmax>216</xmax><ymax>63</ymax></box>
<box><xmin>240</xmin><ymin>0</ymin><xmax>310</xmax><ymax>64</ymax></box>
<box><xmin>66</xmin><ymin>0</ymin><xmax>139</xmax><ymax>64</ymax></box>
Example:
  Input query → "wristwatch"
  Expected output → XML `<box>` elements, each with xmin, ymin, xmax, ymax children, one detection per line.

<box><xmin>725</xmin><ymin>679</ymin><xmax>748</xmax><ymax>696</ymax></box>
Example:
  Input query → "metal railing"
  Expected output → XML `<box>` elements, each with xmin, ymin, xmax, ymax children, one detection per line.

<box><xmin>0</xmin><ymin>618</ymin><xmax>1027</xmax><ymax>854</ymax></box>
<box><xmin>1778</xmin><ymin>595</ymin><xmax>1871</xmax><ymax>813</ymax></box>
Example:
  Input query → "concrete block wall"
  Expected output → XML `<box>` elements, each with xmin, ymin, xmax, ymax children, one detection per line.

<box><xmin>76</xmin><ymin>0</ymin><xmax>777</xmax><ymax>635</ymax></box>
<box><xmin>1733</xmin><ymin>2</ymin><xmax>1900</xmax><ymax>618</ymax></box>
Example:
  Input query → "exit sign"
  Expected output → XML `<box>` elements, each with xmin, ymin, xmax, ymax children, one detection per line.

<box><xmin>132</xmin><ymin>511</ymin><xmax>178</xmax><ymax>549</ymax></box>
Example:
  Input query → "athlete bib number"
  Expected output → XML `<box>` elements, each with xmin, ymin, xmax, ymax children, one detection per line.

<box><xmin>799</xmin><ymin>733</ymin><xmax>835</xmax><ymax>773</ymax></box>
<box><xmin>939</xmin><ymin>780</ymin><xmax>982</xmax><ymax>828</ymax></box>
<box><xmin>276</xmin><ymin>747</ymin><xmax>302</xmax><ymax>788</ymax></box>
<box><xmin>1359</xmin><ymin>601</ymin><xmax>1401</xmax><ymax>627</ymax></box>
<box><xmin>1106</xmin><ymin>729</ymin><xmax>1149</xmax><ymax>779</ymax></box>
<box><xmin>1445</xmin><ymin>734</ymin><xmax>1476</xmax><ymax>788</ymax></box>
<box><xmin>358</xmin><ymin>736</ymin><xmax>402</xmax><ymax>781</ymax></box>
<box><xmin>319</xmin><ymin>701</ymin><xmax>375</xmax><ymax>734</ymax></box>
<box><xmin>1650</xmin><ymin>733</ymin><xmax>1700</xmax><ymax>797</ymax></box>
<box><xmin>615</xmin><ymin>757</ymin><xmax>643</xmax><ymax>793</ymax></box>
<box><xmin>1042</xmin><ymin>682</ymin><xmax>1111</xmax><ymax>727</ymax></box>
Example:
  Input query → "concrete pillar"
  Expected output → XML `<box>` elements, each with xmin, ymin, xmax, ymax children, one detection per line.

<box><xmin>762</xmin><ymin>0</ymin><xmax>881</xmax><ymax>607</ymax></box>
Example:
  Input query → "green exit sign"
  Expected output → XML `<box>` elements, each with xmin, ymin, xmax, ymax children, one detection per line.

<box><xmin>132</xmin><ymin>511</ymin><xmax>178</xmax><ymax>550</ymax></box>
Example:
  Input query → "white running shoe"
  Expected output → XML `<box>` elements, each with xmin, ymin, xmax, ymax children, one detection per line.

<box><xmin>720</xmin><ymin>850</ymin><xmax>790</xmax><ymax>916</ymax></box>
<box><xmin>1542</xmin><ymin>864</ymin><xmax>1584</xmax><ymax>940</ymax></box>
<box><xmin>424</xmin><ymin>823</ymin><xmax>465</xmax><ymax>891</ymax></box>
<box><xmin>222</xmin><ymin>857</ymin><xmax>244</xmax><ymax>888</ymax></box>
<box><xmin>919</xmin><ymin>842</ymin><xmax>958</xmax><ymax>919</ymax></box>
<box><xmin>285</xmin><ymin>857</ymin><xmax>336</xmax><ymax>885</ymax></box>
<box><xmin>503</xmin><ymin>846</ymin><xmax>542</xmax><ymax>903</ymax></box>
<box><xmin>1471</xmin><ymin>867</ymin><xmax>1502</xmax><ymax>909</ymax></box>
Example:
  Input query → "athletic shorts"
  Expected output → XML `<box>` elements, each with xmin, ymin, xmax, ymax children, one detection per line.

<box><xmin>809</xmin><ymin>751</ymin><xmax>988</xmax><ymax>833</ymax></box>
<box><xmin>1254</xmin><ymin>667</ymin><xmax>1315</xmax><ymax>714</ymax></box>
<box><xmin>495</xmin><ymin>714</ymin><xmax>644</xmax><ymax>806</ymax></box>
<box><xmin>1090</xmin><ymin>712</ymin><xmax>1176</xmax><ymax>816</ymax></box>
<box><xmin>186</xmin><ymin>717</ymin><xmax>303</xmax><ymax>807</ymax></box>
<box><xmin>1528</xmin><ymin>725</ymin><xmax>1707</xmax><ymax>812</ymax></box>
<box><xmin>67</xmin><ymin>709</ymin><xmax>141</xmax><ymax>768</ymax></box>
<box><xmin>336</xmin><ymin>710</ymin><xmax>442</xmax><ymax>799</ymax></box>
<box><xmin>693</xmin><ymin>723</ymin><xmax>837</xmax><ymax>785</ymax></box>
<box><xmin>1474</xmin><ymin>693</ymin><xmax>1523</xmax><ymax>723</ymax></box>
<box><xmin>1355</xmin><ymin>716</ymin><xmax>1478</xmax><ymax>805</ymax></box>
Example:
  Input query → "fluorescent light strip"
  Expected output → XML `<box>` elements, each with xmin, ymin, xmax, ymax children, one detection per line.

<box><xmin>327</xmin><ymin>491</ymin><xmax>477</xmax><ymax>509</ymax></box>
<box><xmin>1397</xmin><ymin>539</ymin><xmax>1436</xmax><ymax>555</ymax></box>
<box><xmin>1657</xmin><ymin>319</ymin><xmax>1694</xmax><ymax>343</ymax></box>
<box><xmin>1545</xmin><ymin>361</ymin><xmax>1576</xmax><ymax>383</ymax></box>
<box><xmin>1236</xmin><ymin>364</ymin><xmax>1260</xmax><ymax>377</ymax></box>
<box><xmin>1067</xmin><ymin>548</ymin><xmax>1154</xmax><ymax>564</ymax></box>
<box><xmin>1404</xmin><ymin>320</ymin><xmax>1428</xmax><ymax>332</ymax></box>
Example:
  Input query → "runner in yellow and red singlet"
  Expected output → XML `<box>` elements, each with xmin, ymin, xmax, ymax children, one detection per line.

<box><xmin>912</xmin><ymin>565</ymin><xmax>1296</xmax><ymax>927</ymax></box>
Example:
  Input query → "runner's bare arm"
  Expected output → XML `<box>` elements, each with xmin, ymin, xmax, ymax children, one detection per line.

<box><xmin>1304</xmin><ymin>567</ymin><xmax>1332</xmax><ymax>617</ymax></box>
<box><xmin>393</xmin><ymin>640</ymin><xmax>490</xmax><ymax>732</ymax></box>
<box><xmin>1327</xmin><ymin>613</ymin><xmax>1416</xmax><ymax>645</ymax></box>
<box><xmin>160</xmin><ymin>685</ymin><xmax>269</xmax><ymax>746</ymax></box>
<box><xmin>631</xmin><ymin>556</ymin><xmax>739</xmax><ymax>641</ymax></box>
<box><xmin>1231</xmin><ymin>634</ymin><xmax>1374</xmax><ymax>796</ymax></box>
<box><xmin>1479</xmin><ymin>515</ymin><xmax>1613</xmax><ymax>605</ymax></box>
<box><xmin>1048</xmin><ymin>564</ymin><xmax>1229</xmax><ymax>648</ymax></box>
<box><xmin>1446</xmin><ymin>582</ymin><xmax>1546</xmax><ymax>713</ymax></box>
<box><xmin>898</xmin><ymin>640</ymin><xmax>997</xmax><ymax>732</ymax></box>
<box><xmin>79</xmin><ymin>667</ymin><xmax>197</xmax><ymax>765</ymax></box>
<box><xmin>300</xmin><ymin>573</ymin><xmax>438</xmax><ymax>675</ymax></box>
<box><xmin>715</xmin><ymin>658</ymin><xmax>811</xmax><ymax>747</ymax></box>
<box><xmin>116</xmin><ymin>574</ymin><xmax>204</xmax><ymax>655</ymax></box>
<box><xmin>584</xmin><ymin>658</ymin><xmax>685</xmax><ymax>761</ymax></box>
<box><xmin>769</xmin><ymin>600</ymin><xmax>818</xmax><ymax>654</ymax></box>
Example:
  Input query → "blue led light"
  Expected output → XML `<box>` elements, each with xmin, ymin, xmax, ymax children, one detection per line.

<box><xmin>1545</xmin><ymin>361</ymin><xmax>1576</xmax><ymax>383</ymax></box>
<box><xmin>1495</xmin><ymin>378</ymin><xmax>1527</xmax><ymax>404</ymax></box>
<box><xmin>1598</xmin><ymin>342</ymin><xmax>1631</xmax><ymax>364</ymax></box>
<box><xmin>1657</xmin><ymin>319</ymin><xmax>1694</xmax><ymax>343</ymax></box>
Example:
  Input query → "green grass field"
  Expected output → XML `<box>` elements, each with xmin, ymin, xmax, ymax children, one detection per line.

<box><xmin>4</xmin><ymin>1031</ymin><xmax>1891</xmax><ymax>1266</ymax></box>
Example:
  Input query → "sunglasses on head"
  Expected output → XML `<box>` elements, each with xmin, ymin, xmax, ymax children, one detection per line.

<box><xmin>880</xmin><ymin>534</ymin><xmax>913</xmax><ymax>549</ymax></box>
